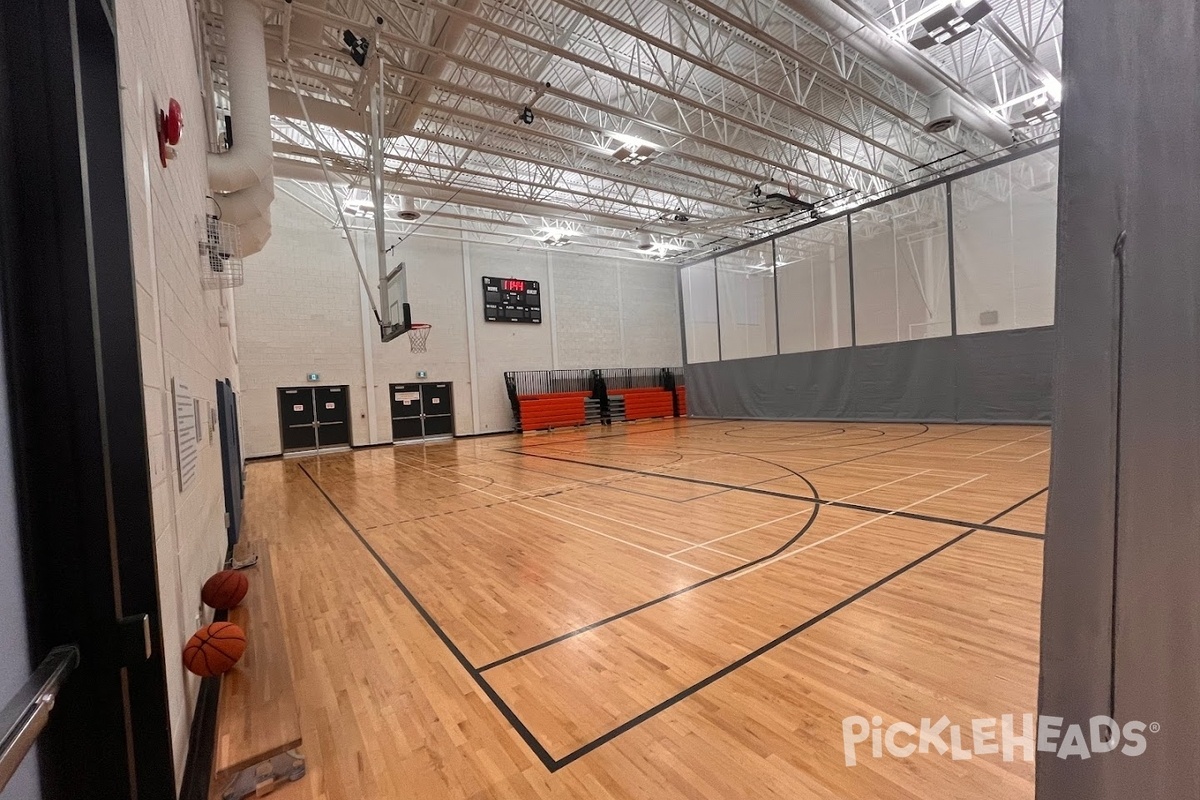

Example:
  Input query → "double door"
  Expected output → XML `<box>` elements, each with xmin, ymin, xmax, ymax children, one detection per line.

<box><xmin>391</xmin><ymin>382</ymin><xmax>454</xmax><ymax>441</ymax></box>
<box><xmin>278</xmin><ymin>385</ymin><xmax>351</xmax><ymax>452</ymax></box>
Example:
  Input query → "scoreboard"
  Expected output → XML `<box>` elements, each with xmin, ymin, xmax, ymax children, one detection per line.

<box><xmin>482</xmin><ymin>276</ymin><xmax>541</xmax><ymax>323</ymax></box>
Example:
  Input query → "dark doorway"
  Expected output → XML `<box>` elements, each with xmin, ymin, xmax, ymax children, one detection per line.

<box><xmin>277</xmin><ymin>386</ymin><xmax>352</xmax><ymax>452</ymax></box>
<box><xmin>390</xmin><ymin>383</ymin><xmax>455</xmax><ymax>441</ymax></box>
<box><xmin>314</xmin><ymin>386</ymin><xmax>351</xmax><ymax>447</ymax></box>
<box><xmin>216</xmin><ymin>379</ymin><xmax>243</xmax><ymax>550</ymax></box>
<box><xmin>0</xmin><ymin>0</ymin><xmax>176</xmax><ymax>795</ymax></box>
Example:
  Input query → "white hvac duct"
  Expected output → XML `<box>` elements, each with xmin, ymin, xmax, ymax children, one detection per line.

<box><xmin>238</xmin><ymin>217</ymin><xmax>272</xmax><ymax>255</ymax></box>
<box><xmin>780</xmin><ymin>0</ymin><xmax>1014</xmax><ymax>148</ymax></box>
<box><xmin>209</xmin><ymin>0</ymin><xmax>274</xmax><ymax>255</ymax></box>
<box><xmin>397</xmin><ymin>195</ymin><xmax>420</xmax><ymax>221</ymax></box>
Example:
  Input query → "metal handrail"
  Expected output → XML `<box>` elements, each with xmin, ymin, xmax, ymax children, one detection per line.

<box><xmin>0</xmin><ymin>645</ymin><xmax>79</xmax><ymax>792</ymax></box>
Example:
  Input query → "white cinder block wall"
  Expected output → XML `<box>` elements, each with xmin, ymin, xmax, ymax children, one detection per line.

<box><xmin>238</xmin><ymin>193</ymin><xmax>683</xmax><ymax>456</ymax></box>
<box><xmin>115</xmin><ymin>0</ymin><xmax>240</xmax><ymax>786</ymax></box>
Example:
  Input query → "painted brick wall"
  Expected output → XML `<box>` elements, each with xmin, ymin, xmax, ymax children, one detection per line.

<box><xmin>553</xmin><ymin>253</ymin><xmax>624</xmax><ymax>368</ymax></box>
<box><xmin>239</xmin><ymin>196</ymin><xmax>683</xmax><ymax>454</ymax></box>
<box><xmin>115</xmin><ymin>0</ymin><xmax>239</xmax><ymax>784</ymax></box>
<box><xmin>237</xmin><ymin>193</ymin><xmax>368</xmax><ymax>454</ymax></box>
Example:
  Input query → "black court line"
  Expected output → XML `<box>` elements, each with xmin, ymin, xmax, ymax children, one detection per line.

<box><xmin>502</xmin><ymin>434</ymin><xmax>1046</xmax><ymax>540</ymax></box>
<box><xmin>302</xmin><ymin>456</ymin><xmax>1046</xmax><ymax>772</ymax></box>
<box><xmin>478</xmin><ymin>490</ymin><xmax>823</xmax><ymax>671</ymax></box>
<box><xmin>488</xmin><ymin>435</ymin><xmax>1046</xmax><ymax>539</ymax></box>
<box><xmin>515</xmin><ymin>418</ymin><xmax>729</xmax><ymax>448</ymax></box>
<box><xmin>547</xmin><ymin>485</ymin><xmax>1050</xmax><ymax>770</ymax></box>
<box><xmin>297</xmin><ymin>462</ymin><xmax>559</xmax><ymax>772</ymax></box>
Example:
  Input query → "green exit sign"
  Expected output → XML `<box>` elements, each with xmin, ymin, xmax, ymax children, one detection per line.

<box><xmin>416</xmin><ymin>370</ymin><xmax>428</xmax><ymax>379</ymax></box>
<box><xmin>307</xmin><ymin>373</ymin><xmax>320</xmax><ymax>382</ymax></box>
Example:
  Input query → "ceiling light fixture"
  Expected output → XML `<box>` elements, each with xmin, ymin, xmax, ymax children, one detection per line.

<box><xmin>892</xmin><ymin>0</ymin><xmax>958</xmax><ymax>35</ymax></box>
<box><xmin>613</xmin><ymin>143</ymin><xmax>658</xmax><ymax>166</ymax></box>
<box><xmin>993</xmin><ymin>87</ymin><xmax>1050</xmax><ymax>113</ymax></box>
<box><xmin>538</xmin><ymin>225</ymin><xmax>575</xmax><ymax>247</ymax></box>
<box><xmin>910</xmin><ymin>1</ymin><xmax>993</xmax><ymax>50</ymax></box>
<box><xmin>1042</xmin><ymin>76</ymin><xmax>1063</xmax><ymax>103</ymax></box>
<box><xmin>1017</xmin><ymin>103</ymin><xmax>1060</xmax><ymax>126</ymax></box>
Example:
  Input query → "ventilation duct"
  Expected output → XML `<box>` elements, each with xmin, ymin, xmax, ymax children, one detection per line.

<box><xmin>924</xmin><ymin>91</ymin><xmax>960</xmax><ymax>133</ymax></box>
<box><xmin>209</xmin><ymin>0</ymin><xmax>274</xmax><ymax>256</ymax></box>
<box><xmin>780</xmin><ymin>0</ymin><xmax>1014</xmax><ymax>148</ymax></box>
<box><xmin>397</xmin><ymin>196</ymin><xmax>420</xmax><ymax>221</ymax></box>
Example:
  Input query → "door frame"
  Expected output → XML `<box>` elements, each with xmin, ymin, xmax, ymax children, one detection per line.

<box><xmin>312</xmin><ymin>384</ymin><xmax>352</xmax><ymax>448</ymax></box>
<box><xmin>277</xmin><ymin>385</ymin><xmax>353</xmax><ymax>453</ymax></box>
<box><xmin>389</xmin><ymin>382</ymin><xmax>456</xmax><ymax>442</ymax></box>
<box><xmin>419</xmin><ymin>382</ymin><xmax>456</xmax><ymax>439</ymax></box>
<box><xmin>0</xmin><ymin>0</ymin><xmax>175</xmax><ymax>795</ymax></box>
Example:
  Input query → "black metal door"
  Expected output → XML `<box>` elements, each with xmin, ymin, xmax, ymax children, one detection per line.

<box><xmin>314</xmin><ymin>386</ymin><xmax>350</xmax><ymax>447</ymax></box>
<box><xmin>390</xmin><ymin>383</ymin><xmax>424</xmax><ymax>441</ymax></box>
<box><xmin>278</xmin><ymin>388</ymin><xmax>317</xmax><ymax>451</ymax></box>
<box><xmin>421</xmin><ymin>383</ymin><xmax>454</xmax><ymax>437</ymax></box>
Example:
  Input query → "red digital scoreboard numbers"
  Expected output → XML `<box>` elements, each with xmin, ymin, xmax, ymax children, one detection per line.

<box><xmin>482</xmin><ymin>276</ymin><xmax>541</xmax><ymax>323</ymax></box>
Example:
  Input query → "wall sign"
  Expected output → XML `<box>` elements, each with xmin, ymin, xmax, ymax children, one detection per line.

<box><xmin>482</xmin><ymin>276</ymin><xmax>541</xmax><ymax>323</ymax></box>
<box><xmin>307</xmin><ymin>373</ymin><xmax>320</xmax><ymax>382</ymax></box>
<box><xmin>172</xmin><ymin>378</ymin><xmax>198</xmax><ymax>492</ymax></box>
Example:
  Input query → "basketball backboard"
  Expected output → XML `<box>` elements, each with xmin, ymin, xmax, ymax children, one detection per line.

<box><xmin>380</xmin><ymin>260</ymin><xmax>412</xmax><ymax>342</ymax></box>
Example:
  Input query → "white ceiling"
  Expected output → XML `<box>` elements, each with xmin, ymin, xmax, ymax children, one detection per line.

<box><xmin>201</xmin><ymin>0</ymin><xmax>1062</xmax><ymax>262</ymax></box>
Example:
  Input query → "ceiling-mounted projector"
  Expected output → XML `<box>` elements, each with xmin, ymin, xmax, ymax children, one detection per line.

<box><xmin>397</xmin><ymin>196</ymin><xmax>420</xmax><ymax>221</ymax></box>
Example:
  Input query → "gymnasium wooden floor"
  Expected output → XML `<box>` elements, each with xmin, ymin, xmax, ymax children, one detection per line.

<box><xmin>247</xmin><ymin>419</ymin><xmax>1049</xmax><ymax>800</ymax></box>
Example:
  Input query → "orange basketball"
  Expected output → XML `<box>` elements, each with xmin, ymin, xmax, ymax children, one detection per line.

<box><xmin>201</xmin><ymin>569</ymin><xmax>249</xmax><ymax>610</ymax></box>
<box><xmin>182</xmin><ymin>622</ymin><xmax>246</xmax><ymax>678</ymax></box>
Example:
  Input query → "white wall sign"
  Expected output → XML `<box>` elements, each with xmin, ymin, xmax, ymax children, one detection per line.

<box><xmin>172</xmin><ymin>379</ymin><xmax>198</xmax><ymax>492</ymax></box>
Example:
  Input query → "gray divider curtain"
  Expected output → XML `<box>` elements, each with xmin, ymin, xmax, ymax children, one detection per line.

<box><xmin>686</xmin><ymin>326</ymin><xmax>1053</xmax><ymax>423</ymax></box>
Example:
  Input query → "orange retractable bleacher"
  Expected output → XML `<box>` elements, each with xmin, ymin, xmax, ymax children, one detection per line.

<box><xmin>517</xmin><ymin>391</ymin><xmax>590</xmax><ymax>431</ymax></box>
<box><xmin>675</xmin><ymin>386</ymin><xmax>687</xmax><ymax>416</ymax></box>
<box><xmin>618</xmin><ymin>388</ymin><xmax>675</xmax><ymax>421</ymax></box>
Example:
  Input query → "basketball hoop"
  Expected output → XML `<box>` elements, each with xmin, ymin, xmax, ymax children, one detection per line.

<box><xmin>408</xmin><ymin>323</ymin><xmax>432</xmax><ymax>353</ymax></box>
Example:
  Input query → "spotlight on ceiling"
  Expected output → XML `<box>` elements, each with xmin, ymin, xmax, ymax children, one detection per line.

<box><xmin>538</xmin><ymin>226</ymin><xmax>573</xmax><ymax>247</ymax></box>
<box><xmin>613</xmin><ymin>142</ymin><xmax>658</xmax><ymax>166</ymax></box>
<box><xmin>1016</xmin><ymin>102</ymin><xmax>1060</xmax><ymax>127</ymax></box>
<box><xmin>910</xmin><ymin>1</ymin><xmax>992</xmax><ymax>50</ymax></box>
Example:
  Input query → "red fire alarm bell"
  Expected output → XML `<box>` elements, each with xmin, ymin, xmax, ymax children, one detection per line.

<box><xmin>157</xmin><ymin>98</ymin><xmax>184</xmax><ymax>167</ymax></box>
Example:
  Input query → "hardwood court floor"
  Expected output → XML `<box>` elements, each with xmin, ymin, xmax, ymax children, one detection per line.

<box><xmin>245</xmin><ymin>419</ymin><xmax>1049</xmax><ymax>800</ymax></box>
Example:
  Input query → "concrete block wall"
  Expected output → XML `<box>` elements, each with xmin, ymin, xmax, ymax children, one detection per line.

<box><xmin>238</xmin><ymin>193</ymin><xmax>683</xmax><ymax>455</ymax></box>
<box><xmin>237</xmin><ymin>194</ymin><xmax>370</xmax><ymax>452</ymax></box>
<box><xmin>115</xmin><ymin>0</ymin><xmax>240</xmax><ymax>785</ymax></box>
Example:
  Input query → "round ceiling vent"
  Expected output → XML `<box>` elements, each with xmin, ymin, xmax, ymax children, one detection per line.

<box><xmin>924</xmin><ymin>91</ymin><xmax>960</xmax><ymax>134</ymax></box>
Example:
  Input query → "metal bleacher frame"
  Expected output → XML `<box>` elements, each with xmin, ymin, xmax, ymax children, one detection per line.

<box><xmin>504</xmin><ymin>367</ymin><xmax>686</xmax><ymax>432</ymax></box>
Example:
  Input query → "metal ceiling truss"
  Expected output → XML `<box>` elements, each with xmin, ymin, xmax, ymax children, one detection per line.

<box><xmin>200</xmin><ymin>0</ymin><xmax>1061</xmax><ymax>262</ymax></box>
